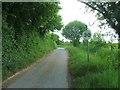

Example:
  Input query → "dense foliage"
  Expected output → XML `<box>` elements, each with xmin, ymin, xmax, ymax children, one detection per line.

<box><xmin>50</xmin><ymin>33</ymin><xmax>60</xmax><ymax>45</ymax></box>
<box><xmin>3</xmin><ymin>2</ymin><xmax>63</xmax><ymax>37</ymax></box>
<box><xmin>2</xmin><ymin>2</ymin><xmax>62</xmax><ymax>80</ymax></box>
<box><xmin>62</xmin><ymin>21</ymin><xmax>87</xmax><ymax>46</ymax></box>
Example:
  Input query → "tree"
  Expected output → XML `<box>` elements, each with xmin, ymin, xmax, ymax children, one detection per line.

<box><xmin>62</xmin><ymin>20</ymin><xmax>87</xmax><ymax>46</ymax></box>
<box><xmin>92</xmin><ymin>33</ymin><xmax>105</xmax><ymax>42</ymax></box>
<box><xmin>2</xmin><ymin>2</ymin><xmax>63</xmax><ymax>38</ymax></box>
<box><xmin>90</xmin><ymin>32</ymin><xmax>107</xmax><ymax>51</ymax></box>
<box><xmin>80</xmin><ymin>1</ymin><xmax>120</xmax><ymax>48</ymax></box>
<box><xmin>50</xmin><ymin>33</ymin><xmax>60</xmax><ymax>45</ymax></box>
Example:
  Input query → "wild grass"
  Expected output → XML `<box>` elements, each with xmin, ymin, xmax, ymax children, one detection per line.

<box><xmin>74</xmin><ymin>69</ymin><xmax>118</xmax><ymax>88</ymax></box>
<box><xmin>67</xmin><ymin>44</ymin><xmax>118</xmax><ymax>88</ymax></box>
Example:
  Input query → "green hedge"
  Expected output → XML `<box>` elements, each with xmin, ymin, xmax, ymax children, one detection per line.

<box><xmin>2</xmin><ymin>21</ymin><xmax>56</xmax><ymax>80</ymax></box>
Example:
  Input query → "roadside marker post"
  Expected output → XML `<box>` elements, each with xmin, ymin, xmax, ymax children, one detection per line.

<box><xmin>82</xmin><ymin>30</ymin><xmax>92</xmax><ymax>62</ymax></box>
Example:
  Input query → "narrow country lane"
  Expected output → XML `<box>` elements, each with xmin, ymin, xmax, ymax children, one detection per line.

<box><xmin>5</xmin><ymin>48</ymin><xmax>69</xmax><ymax>88</ymax></box>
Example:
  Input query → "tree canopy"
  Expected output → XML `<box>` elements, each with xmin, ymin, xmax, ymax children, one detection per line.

<box><xmin>80</xmin><ymin>1</ymin><xmax>120</xmax><ymax>48</ymax></box>
<box><xmin>62</xmin><ymin>20</ymin><xmax>87</xmax><ymax>46</ymax></box>
<box><xmin>2</xmin><ymin>2</ymin><xmax>63</xmax><ymax>37</ymax></box>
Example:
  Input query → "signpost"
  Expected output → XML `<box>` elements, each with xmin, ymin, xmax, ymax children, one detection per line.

<box><xmin>82</xmin><ymin>30</ymin><xmax>91</xmax><ymax>62</ymax></box>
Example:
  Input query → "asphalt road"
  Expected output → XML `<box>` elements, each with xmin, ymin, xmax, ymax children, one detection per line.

<box><xmin>7</xmin><ymin>48</ymin><xmax>69</xmax><ymax>88</ymax></box>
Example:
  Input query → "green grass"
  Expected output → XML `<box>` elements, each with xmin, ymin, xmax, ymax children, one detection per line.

<box><xmin>74</xmin><ymin>69</ymin><xmax>118</xmax><ymax>88</ymax></box>
<box><xmin>66</xmin><ymin>45</ymin><xmax>118</xmax><ymax>88</ymax></box>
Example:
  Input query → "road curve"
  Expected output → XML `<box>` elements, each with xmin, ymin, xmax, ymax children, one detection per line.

<box><xmin>6</xmin><ymin>48</ymin><xmax>69</xmax><ymax>88</ymax></box>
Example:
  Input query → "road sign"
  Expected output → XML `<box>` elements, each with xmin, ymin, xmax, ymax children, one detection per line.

<box><xmin>82</xmin><ymin>30</ymin><xmax>92</xmax><ymax>40</ymax></box>
<box><xmin>82</xmin><ymin>30</ymin><xmax>91</xmax><ymax>62</ymax></box>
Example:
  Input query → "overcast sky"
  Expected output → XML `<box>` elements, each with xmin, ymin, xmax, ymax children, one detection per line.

<box><xmin>53</xmin><ymin>0</ymin><xmax>118</xmax><ymax>43</ymax></box>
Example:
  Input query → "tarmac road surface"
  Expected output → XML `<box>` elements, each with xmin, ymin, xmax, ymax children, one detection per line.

<box><xmin>6</xmin><ymin>48</ymin><xmax>69</xmax><ymax>88</ymax></box>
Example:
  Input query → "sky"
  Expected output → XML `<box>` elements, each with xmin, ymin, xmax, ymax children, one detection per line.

<box><xmin>53</xmin><ymin>0</ymin><xmax>118</xmax><ymax>43</ymax></box>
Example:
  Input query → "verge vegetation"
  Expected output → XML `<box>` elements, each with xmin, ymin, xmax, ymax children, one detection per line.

<box><xmin>66</xmin><ymin>43</ymin><xmax>118</xmax><ymax>88</ymax></box>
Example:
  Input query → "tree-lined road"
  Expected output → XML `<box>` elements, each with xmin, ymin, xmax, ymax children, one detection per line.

<box><xmin>6</xmin><ymin>48</ymin><xmax>69</xmax><ymax>88</ymax></box>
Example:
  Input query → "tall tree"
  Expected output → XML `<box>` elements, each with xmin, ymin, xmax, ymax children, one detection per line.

<box><xmin>2</xmin><ymin>2</ymin><xmax>63</xmax><ymax>38</ymax></box>
<box><xmin>62</xmin><ymin>20</ymin><xmax>87</xmax><ymax>46</ymax></box>
<box><xmin>80</xmin><ymin>1</ymin><xmax>120</xmax><ymax>48</ymax></box>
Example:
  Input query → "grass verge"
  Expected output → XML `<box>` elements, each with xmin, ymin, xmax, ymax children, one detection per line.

<box><xmin>66</xmin><ymin>46</ymin><xmax>118</xmax><ymax>88</ymax></box>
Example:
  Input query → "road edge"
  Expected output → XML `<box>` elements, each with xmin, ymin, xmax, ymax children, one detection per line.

<box><xmin>65</xmin><ymin>48</ymin><xmax>74</xmax><ymax>89</ymax></box>
<box><xmin>2</xmin><ymin>49</ymin><xmax>56</xmax><ymax>88</ymax></box>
